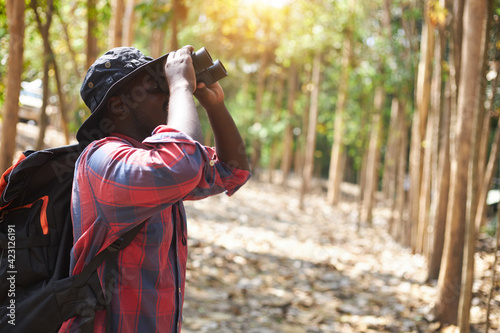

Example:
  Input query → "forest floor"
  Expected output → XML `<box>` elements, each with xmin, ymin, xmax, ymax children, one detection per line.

<box><xmin>8</xmin><ymin>122</ymin><xmax>500</xmax><ymax>333</ymax></box>
<box><xmin>182</xmin><ymin>175</ymin><xmax>500</xmax><ymax>333</ymax></box>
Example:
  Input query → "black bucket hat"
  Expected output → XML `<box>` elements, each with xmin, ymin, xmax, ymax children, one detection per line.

<box><xmin>77</xmin><ymin>47</ymin><xmax>169</xmax><ymax>143</ymax></box>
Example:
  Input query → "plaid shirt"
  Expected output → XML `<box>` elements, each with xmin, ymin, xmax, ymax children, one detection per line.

<box><xmin>59</xmin><ymin>126</ymin><xmax>250</xmax><ymax>333</ymax></box>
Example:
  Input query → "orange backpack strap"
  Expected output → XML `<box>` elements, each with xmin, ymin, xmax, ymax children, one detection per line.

<box><xmin>0</xmin><ymin>153</ymin><xmax>28</xmax><ymax>210</ymax></box>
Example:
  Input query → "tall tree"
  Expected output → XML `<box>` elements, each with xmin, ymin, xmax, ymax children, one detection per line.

<box><xmin>390</xmin><ymin>99</ymin><xmax>409</xmax><ymax>244</ymax></box>
<box><xmin>434</xmin><ymin>0</ymin><xmax>487</xmax><ymax>324</ymax></box>
<box><xmin>250</xmin><ymin>51</ymin><xmax>271</xmax><ymax>174</ymax></box>
<box><xmin>326</xmin><ymin>0</ymin><xmax>354</xmax><ymax>205</ymax></box>
<box><xmin>170</xmin><ymin>0</ymin><xmax>186</xmax><ymax>50</ymax></box>
<box><xmin>427</xmin><ymin>33</ymin><xmax>450</xmax><ymax>280</ymax></box>
<box><xmin>32</xmin><ymin>0</ymin><xmax>70</xmax><ymax>146</ymax></box>
<box><xmin>151</xmin><ymin>28</ymin><xmax>166</xmax><ymax>58</ymax></box>
<box><xmin>36</xmin><ymin>50</ymin><xmax>51</xmax><ymax>150</ymax></box>
<box><xmin>267</xmin><ymin>71</ymin><xmax>286</xmax><ymax>184</ymax></box>
<box><xmin>475</xmin><ymin>64</ymin><xmax>499</xmax><ymax>231</ymax></box>
<box><xmin>381</xmin><ymin>0</ymin><xmax>396</xmax><ymax>203</ymax></box>
<box><xmin>410</xmin><ymin>0</ymin><xmax>435</xmax><ymax>253</ymax></box>
<box><xmin>0</xmin><ymin>0</ymin><xmax>25</xmax><ymax>173</ymax></box>
<box><xmin>459</xmin><ymin>0</ymin><xmax>492</xmax><ymax>330</ymax></box>
<box><xmin>280</xmin><ymin>62</ymin><xmax>297</xmax><ymax>186</ymax></box>
<box><xmin>416</xmin><ymin>0</ymin><xmax>449</xmax><ymax>258</ymax></box>
<box><xmin>86</xmin><ymin>0</ymin><xmax>98</xmax><ymax>70</ymax></box>
<box><xmin>299</xmin><ymin>50</ymin><xmax>321</xmax><ymax>209</ymax></box>
<box><xmin>382</xmin><ymin>98</ymin><xmax>400</xmax><ymax>203</ymax></box>
<box><xmin>474</xmin><ymin>2</ymin><xmax>498</xmax><ymax>231</ymax></box>
<box><xmin>123</xmin><ymin>0</ymin><xmax>137</xmax><ymax>46</ymax></box>
<box><xmin>109</xmin><ymin>0</ymin><xmax>125</xmax><ymax>48</ymax></box>
<box><xmin>31</xmin><ymin>0</ymin><xmax>54</xmax><ymax>150</ymax></box>
<box><xmin>360</xmin><ymin>87</ymin><xmax>385</xmax><ymax>224</ymax></box>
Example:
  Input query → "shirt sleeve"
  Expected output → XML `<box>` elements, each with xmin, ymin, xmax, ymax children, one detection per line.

<box><xmin>144</xmin><ymin>126</ymin><xmax>251</xmax><ymax>200</ymax></box>
<box><xmin>82</xmin><ymin>125</ymin><xmax>250</xmax><ymax>232</ymax></box>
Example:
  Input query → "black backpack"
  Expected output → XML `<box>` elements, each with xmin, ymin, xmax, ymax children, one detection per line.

<box><xmin>0</xmin><ymin>144</ymin><xmax>142</xmax><ymax>333</ymax></box>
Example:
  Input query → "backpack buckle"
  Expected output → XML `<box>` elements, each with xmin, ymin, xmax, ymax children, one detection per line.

<box><xmin>109</xmin><ymin>237</ymin><xmax>124</xmax><ymax>252</ymax></box>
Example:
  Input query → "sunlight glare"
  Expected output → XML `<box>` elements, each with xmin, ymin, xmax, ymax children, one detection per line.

<box><xmin>241</xmin><ymin>0</ymin><xmax>289</xmax><ymax>9</ymax></box>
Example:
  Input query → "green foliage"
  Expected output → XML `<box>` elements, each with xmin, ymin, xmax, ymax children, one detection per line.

<box><xmin>135</xmin><ymin>0</ymin><xmax>174</xmax><ymax>29</ymax></box>
<box><xmin>482</xmin><ymin>216</ymin><xmax>498</xmax><ymax>238</ymax></box>
<box><xmin>0</xmin><ymin>0</ymin><xmax>421</xmax><ymax>178</ymax></box>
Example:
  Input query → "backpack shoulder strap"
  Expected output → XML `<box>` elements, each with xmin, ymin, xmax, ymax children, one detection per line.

<box><xmin>0</xmin><ymin>144</ymin><xmax>83</xmax><ymax>209</ymax></box>
<box><xmin>73</xmin><ymin>222</ymin><xmax>144</xmax><ymax>287</ymax></box>
<box><xmin>72</xmin><ymin>222</ymin><xmax>145</xmax><ymax>333</ymax></box>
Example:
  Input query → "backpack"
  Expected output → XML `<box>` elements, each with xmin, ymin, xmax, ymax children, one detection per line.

<box><xmin>0</xmin><ymin>144</ymin><xmax>142</xmax><ymax>333</ymax></box>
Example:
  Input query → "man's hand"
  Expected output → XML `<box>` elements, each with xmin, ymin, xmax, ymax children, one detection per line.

<box><xmin>164</xmin><ymin>45</ymin><xmax>203</xmax><ymax>142</ymax></box>
<box><xmin>195</xmin><ymin>82</ymin><xmax>250</xmax><ymax>172</ymax></box>
<box><xmin>164</xmin><ymin>45</ymin><xmax>196</xmax><ymax>93</ymax></box>
<box><xmin>194</xmin><ymin>82</ymin><xmax>225</xmax><ymax>112</ymax></box>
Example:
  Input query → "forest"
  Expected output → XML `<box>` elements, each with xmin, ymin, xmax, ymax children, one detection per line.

<box><xmin>1</xmin><ymin>0</ymin><xmax>500</xmax><ymax>332</ymax></box>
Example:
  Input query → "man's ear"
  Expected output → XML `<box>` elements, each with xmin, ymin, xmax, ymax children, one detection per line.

<box><xmin>107</xmin><ymin>96</ymin><xmax>129</xmax><ymax>119</ymax></box>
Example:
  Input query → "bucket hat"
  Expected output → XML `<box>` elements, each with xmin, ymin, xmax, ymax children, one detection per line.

<box><xmin>77</xmin><ymin>47</ymin><xmax>168</xmax><ymax>143</ymax></box>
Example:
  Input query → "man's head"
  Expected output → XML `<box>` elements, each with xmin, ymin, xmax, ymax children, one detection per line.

<box><xmin>78</xmin><ymin>47</ymin><xmax>170</xmax><ymax>143</ymax></box>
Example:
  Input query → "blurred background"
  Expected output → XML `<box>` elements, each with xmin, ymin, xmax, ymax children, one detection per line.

<box><xmin>1</xmin><ymin>0</ymin><xmax>500</xmax><ymax>331</ymax></box>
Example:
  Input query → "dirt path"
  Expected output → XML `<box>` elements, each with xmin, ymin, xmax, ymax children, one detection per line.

<box><xmin>182</xmin><ymin>179</ymin><xmax>446</xmax><ymax>332</ymax></box>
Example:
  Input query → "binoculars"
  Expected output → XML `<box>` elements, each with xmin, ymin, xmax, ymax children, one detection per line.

<box><xmin>191</xmin><ymin>47</ymin><xmax>228</xmax><ymax>86</ymax></box>
<box><xmin>146</xmin><ymin>47</ymin><xmax>227</xmax><ymax>93</ymax></box>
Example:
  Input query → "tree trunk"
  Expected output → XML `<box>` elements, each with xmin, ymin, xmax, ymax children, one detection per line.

<box><xmin>380</xmin><ymin>0</ymin><xmax>396</xmax><ymax>203</ymax></box>
<box><xmin>427</xmin><ymin>20</ymin><xmax>450</xmax><ymax>280</ymax></box>
<box><xmin>452</xmin><ymin>0</ymin><xmax>465</xmax><ymax>87</ymax></box>
<box><xmin>426</xmin><ymin>17</ymin><xmax>446</xmax><ymax>259</ymax></box>
<box><xmin>280</xmin><ymin>62</ymin><xmax>297</xmax><ymax>186</ymax></box>
<box><xmin>170</xmin><ymin>0</ymin><xmax>179</xmax><ymax>51</ymax></box>
<box><xmin>326</xmin><ymin>22</ymin><xmax>353</xmax><ymax>205</ymax></box>
<box><xmin>295</xmin><ymin>92</ymin><xmax>311</xmax><ymax>183</ymax></box>
<box><xmin>151</xmin><ymin>28</ymin><xmax>166</xmax><ymax>58</ymax></box>
<box><xmin>475</xmin><ymin>13</ymin><xmax>497</xmax><ymax>231</ymax></box>
<box><xmin>32</xmin><ymin>0</ymin><xmax>70</xmax><ymax>145</ymax></box>
<box><xmin>0</xmin><ymin>0</ymin><xmax>25</xmax><ymax>172</ymax></box>
<box><xmin>50</xmin><ymin>52</ymin><xmax>70</xmax><ymax>144</ymax></box>
<box><xmin>86</xmin><ymin>0</ymin><xmax>98</xmax><ymax>70</ymax></box>
<box><xmin>448</xmin><ymin>0</ymin><xmax>465</xmax><ymax>159</ymax></box>
<box><xmin>475</xmin><ymin>107</ymin><xmax>492</xmax><ymax>227</ymax></box>
<box><xmin>109</xmin><ymin>0</ymin><xmax>125</xmax><ymax>48</ymax></box>
<box><xmin>268</xmin><ymin>72</ymin><xmax>286</xmax><ymax>184</ymax></box>
<box><xmin>360</xmin><ymin>87</ymin><xmax>385</xmax><ymax>224</ymax></box>
<box><xmin>392</xmin><ymin>100</ymin><xmax>409</xmax><ymax>244</ymax></box>
<box><xmin>428</xmin><ymin>0</ymin><xmax>461</xmax><ymax>279</ymax></box>
<box><xmin>250</xmin><ymin>52</ymin><xmax>270</xmax><ymax>175</ymax></box>
<box><xmin>358</xmin><ymin>143</ymin><xmax>369</xmax><ymax>206</ymax></box>
<box><xmin>434</xmin><ymin>0</ymin><xmax>487</xmax><ymax>324</ymax></box>
<box><xmin>57</xmin><ymin>8</ymin><xmax>81</xmax><ymax>79</ymax></box>
<box><xmin>485</xmin><ymin>203</ymin><xmax>500</xmax><ymax>333</ymax></box>
<box><xmin>299</xmin><ymin>51</ymin><xmax>321</xmax><ymax>209</ymax></box>
<box><xmin>475</xmin><ymin>63</ymin><xmax>499</xmax><ymax>231</ymax></box>
<box><xmin>415</xmin><ymin>88</ymin><xmax>434</xmax><ymax>255</ymax></box>
<box><xmin>459</xmin><ymin>1</ymin><xmax>491</xmax><ymax>330</ymax></box>
<box><xmin>31</xmin><ymin>0</ymin><xmax>53</xmax><ymax>149</ymax></box>
<box><xmin>408</xmin><ymin>108</ymin><xmax>421</xmax><ymax>252</ymax></box>
<box><xmin>36</xmin><ymin>56</ymin><xmax>50</xmax><ymax>150</ymax></box>
<box><xmin>123</xmin><ymin>0</ymin><xmax>137</xmax><ymax>46</ymax></box>
<box><xmin>382</xmin><ymin>98</ymin><xmax>400</xmax><ymax>203</ymax></box>
<box><xmin>428</xmin><ymin>67</ymin><xmax>451</xmax><ymax>281</ymax></box>
<box><xmin>411</xmin><ymin>2</ymin><xmax>435</xmax><ymax>253</ymax></box>
<box><xmin>388</xmin><ymin>98</ymin><xmax>402</xmax><ymax>234</ymax></box>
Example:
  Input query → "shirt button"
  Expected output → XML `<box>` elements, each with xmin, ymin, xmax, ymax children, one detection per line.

<box><xmin>179</xmin><ymin>287</ymin><xmax>182</xmax><ymax>293</ymax></box>
<box><xmin>209</xmin><ymin>160</ymin><xmax>215</xmax><ymax>166</ymax></box>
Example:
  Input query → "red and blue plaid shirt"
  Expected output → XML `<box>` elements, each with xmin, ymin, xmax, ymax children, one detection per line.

<box><xmin>59</xmin><ymin>125</ymin><xmax>250</xmax><ymax>333</ymax></box>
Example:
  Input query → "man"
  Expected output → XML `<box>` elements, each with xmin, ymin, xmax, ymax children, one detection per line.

<box><xmin>59</xmin><ymin>45</ymin><xmax>250</xmax><ymax>332</ymax></box>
